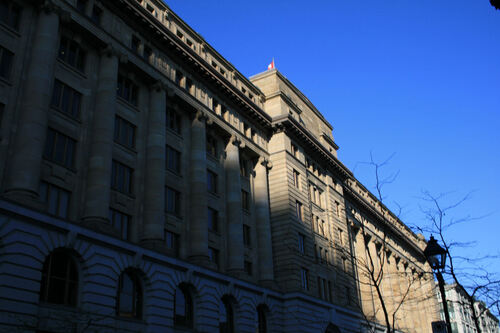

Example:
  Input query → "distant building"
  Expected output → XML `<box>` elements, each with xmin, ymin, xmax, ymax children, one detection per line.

<box><xmin>436</xmin><ymin>283</ymin><xmax>499</xmax><ymax>333</ymax></box>
<box><xmin>0</xmin><ymin>0</ymin><xmax>439</xmax><ymax>332</ymax></box>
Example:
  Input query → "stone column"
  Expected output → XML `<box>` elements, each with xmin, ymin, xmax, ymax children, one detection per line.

<box><xmin>225</xmin><ymin>136</ymin><xmax>244</xmax><ymax>275</ymax></box>
<box><xmin>82</xmin><ymin>47</ymin><xmax>119</xmax><ymax>225</ymax></box>
<box><xmin>142</xmin><ymin>82</ymin><xmax>166</xmax><ymax>243</ymax></box>
<box><xmin>188</xmin><ymin>111</ymin><xmax>209</xmax><ymax>265</ymax></box>
<box><xmin>4</xmin><ymin>4</ymin><xmax>60</xmax><ymax>200</ymax></box>
<box><xmin>254</xmin><ymin>157</ymin><xmax>274</xmax><ymax>283</ymax></box>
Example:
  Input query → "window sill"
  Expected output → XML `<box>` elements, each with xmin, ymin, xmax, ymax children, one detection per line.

<box><xmin>50</xmin><ymin>106</ymin><xmax>81</xmax><ymax>125</ymax></box>
<box><xmin>114</xmin><ymin>140</ymin><xmax>138</xmax><ymax>154</ymax></box>
<box><xmin>43</xmin><ymin>158</ymin><xmax>77</xmax><ymax>175</ymax></box>
<box><xmin>207</xmin><ymin>153</ymin><xmax>218</xmax><ymax>163</ymax></box>
<box><xmin>111</xmin><ymin>188</ymin><xmax>135</xmax><ymax>200</ymax></box>
<box><xmin>0</xmin><ymin>76</ymin><xmax>12</xmax><ymax>87</ymax></box>
<box><xmin>166</xmin><ymin>168</ymin><xmax>182</xmax><ymax>178</ymax></box>
<box><xmin>166</xmin><ymin>127</ymin><xmax>183</xmax><ymax>139</ymax></box>
<box><xmin>0</xmin><ymin>22</ymin><xmax>20</xmax><ymax>38</ymax></box>
<box><xmin>117</xmin><ymin>96</ymin><xmax>140</xmax><ymax>112</ymax></box>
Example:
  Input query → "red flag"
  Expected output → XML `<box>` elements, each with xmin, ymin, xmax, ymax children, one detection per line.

<box><xmin>267</xmin><ymin>58</ymin><xmax>275</xmax><ymax>70</ymax></box>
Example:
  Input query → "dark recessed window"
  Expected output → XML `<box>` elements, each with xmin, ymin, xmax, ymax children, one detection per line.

<box><xmin>111</xmin><ymin>160</ymin><xmax>133</xmax><ymax>194</ymax></box>
<box><xmin>206</xmin><ymin>135</ymin><xmax>217</xmax><ymax>157</ymax></box>
<box><xmin>207</xmin><ymin>170</ymin><xmax>217</xmax><ymax>193</ymax></box>
<box><xmin>300</xmin><ymin>268</ymin><xmax>309</xmax><ymax>290</ymax></box>
<box><xmin>291</xmin><ymin>143</ymin><xmax>298</xmax><ymax>158</ymax></box>
<box><xmin>40</xmin><ymin>251</ymin><xmax>78</xmax><ymax>306</ymax></box>
<box><xmin>117</xmin><ymin>270</ymin><xmax>142</xmax><ymax>319</ymax></box>
<box><xmin>58</xmin><ymin>36</ymin><xmax>85</xmax><ymax>72</ymax></box>
<box><xmin>244</xmin><ymin>261</ymin><xmax>252</xmax><ymax>276</ymax></box>
<box><xmin>131</xmin><ymin>35</ymin><xmax>140</xmax><ymax>54</ymax></box>
<box><xmin>143</xmin><ymin>46</ymin><xmax>152</xmax><ymax>64</ymax></box>
<box><xmin>298</xmin><ymin>233</ymin><xmax>305</xmax><ymax>254</ymax></box>
<box><xmin>295</xmin><ymin>201</ymin><xmax>303</xmax><ymax>221</ymax></box>
<box><xmin>109</xmin><ymin>208</ymin><xmax>129</xmax><ymax>240</ymax></box>
<box><xmin>175</xmin><ymin>70</ymin><xmax>184</xmax><ymax>87</ymax></box>
<box><xmin>44</xmin><ymin>128</ymin><xmax>76</xmax><ymax>169</ymax></box>
<box><xmin>0</xmin><ymin>1</ymin><xmax>21</xmax><ymax>30</ymax></box>
<box><xmin>117</xmin><ymin>75</ymin><xmax>138</xmax><ymax>106</ymax></box>
<box><xmin>241</xmin><ymin>190</ymin><xmax>249</xmax><ymax>210</ymax></box>
<box><xmin>208</xmin><ymin>247</ymin><xmax>219</xmax><ymax>269</ymax></box>
<box><xmin>90</xmin><ymin>5</ymin><xmax>101</xmax><ymax>24</ymax></box>
<box><xmin>174</xmin><ymin>284</ymin><xmax>193</xmax><ymax>328</ymax></box>
<box><xmin>186</xmin><ymin>77</ymin><xmax>194</xmax><ymax>95</ymax></box>
<box><xmin>165</xmin><ymin>230</ymin><xmax>179</xmax><ymax>256</ymax></box>
<box><xmin>240</xmin><ymin>159</ymin><xmax>249</xmax><ymax>178</ymax></box>
<box><xmin>165</xmin><ymin>186</ymin><xmax>180</xmax><ymax>215</ymax></box>
<box><xmin>220</xmin><ymin>296</ymin><xmax>235</xmax><ymax>333</ymax></box>
<box><xmin>166</xmin><ymin>145</ymin><xmax>181</xmax><ymax>173</ymax></box>
<box><xmin>39</xmin><ymin>182</ymin><xmax>70</xmax><ymax>218</ymax></box>
<box><xmin>166</xmin><ymin>108</ymin><xmax>181</xmax><ymax>134</ymax></box>
<box><xmin>0</xmin><ymin>46</ymin><xmax>13</xmax><ymax>80</ymax></box>
<box><xmin>243</xmin><ymin>225</ymin><xmax>251</xmax><ymax>247</ymax></box>
<box><xmin>293</xmin><ymin>169</ymin><xmax>300</xmax><ymax>188</ymax></box>
<box><xmin>257</xmin><ymin>305</ymin><xmax>268</xmax><ymax>333</ymax></box>
<box><xmin>76</xmin><ymin>0</ymin><xmax>87</xmax><ymax>13</ymax></box>
<box><xmin>208</xmin><ymin>207</ymin><xmax>218</xmax><ymax>232</ymax></box>
<box><xmin>114</xmin><ymin>116</ymin><xmax>136</xmax><ymax>148</ymax></box>
<box><xmin>51</xmin><ymin>80</ymin><xmax>82</xmax><ymax>119</ymax></box>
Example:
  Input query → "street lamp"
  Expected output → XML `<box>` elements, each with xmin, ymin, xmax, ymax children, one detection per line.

<box><xmin>424</xmin><ymin>235</ymin><xmax>452</xmax><ymax>333</ymax></box>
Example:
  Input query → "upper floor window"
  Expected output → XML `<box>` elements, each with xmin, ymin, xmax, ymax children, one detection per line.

<box><xmin>111</xmin><ymin>160</ymin><xmax>133</xmax><ymax>194</ymax></box>
<box><xmin>175</xmin><ymin>70</ymin><xmax>184</xmax><ymax>87</ymax></box>
<box><xmin>295</xmin><ymin>201</ymin><xmax>303</xmax><ymax>221</ymax></box>
<box><xmin>166</xmin><ymin>108</ymin><xmax>181</xmax><ymax>134</ymax></box>
<box><xmin>300</xmin><ymin>268</ymin><xmax>309</xmax><ymax>291</ymax></box>
<box><xmin>206</xmin><ymin>135</ymin><xmax>217</xmax><ymax>157</ymax></box>
<box><xmin>166</xmin><ymin>145</ymin><xmax>181</xmax><ymax>173</ymax></box>
<box><xmin>207</xmin><ymin>170</ymin><xmax>217</xmax><ymax>193</ymax></box>
<box><xmin>208</xmin><ymin>207</ymin><xmax>218</xmax><ymax>232</ymax></box>
<box><xmin>39</xmin><ymin>182</ymin><xmax>70</xmax><ymax>218</ymax></box>
<box><xmin>58</xmin><ymin>36</ymin><xmax>85</xmax><ymax>72</ymax></box>
<box><xmin>44</xmin><ymin>128</ymin><xmax>76</xmax><ymax>169</ymax></box>
<box><xmin>291</xmin><ymin>143</ymin><xmax>298</xmax><ymax>158</ymax></box>
<box><xmin>240</xmin><ymin>159</ymin><xmax>250</xmax><ymax>178</ymax></box>
<box><xmin>174</xmin><ymin>284</ymin><xmax>193</xmax><ymax>328</ymax></box>
<box><xmin>131</xmin><ymin>35</ymin><xmax>140</xmax><ymax>54</ymax></box>
<box><xmin>208</xmin><ymin>247</ymin><xmax>219</xmax><ymax>269</ymax></box>
<box><xmin>109</xmin><ymin>208</ymin><xmax>129</xmax><ymax>240</ymax></box>
<box><xmin>0</xmin><ymin>46</ymin><xmax>13</xmax><ymax>80</ymax></box>
<box><xmin>90</xmin><ymin>5</ymin><xmax>101</xmax><ymax>25</ymax></box>
<box><xmin>117</xmin><ymin>270</ymin><xmax>143</xmax><ymax>319</ymax></box>
<box><xmin>40</xmin><ymin>250</ymin><xmax>78</xmax><ymax>306</ymax></box>
<box><xmin>0</xmin><ymin>1</ymin><xmax>21</xmax><ymax>30</ymax></box>
<box><xmin>298</xmin><ymin>233</ymin><xmax>305</xmax><ymax>254</ymax></box>
<box><xmin>292</xmin><ymin>169</ymin><xmax>300</xmax><ymax>188</ymax></box>
<box><xmin>244</xmin><ymin>261</ymin><xmax>252</xmax><ymax>276</ymax></box>
<box><xmin>243</xmin><ymin>225</ymin><xmax>251</xmax><ymax>247</ymax></box>
<box><xmin>114</xmin><ymin>116</ymin><xmax>136</xmax><ymax>148</ymax></box>
<box><xmin>51</xmin><ymin>80</ymin><xmax>82</xmax><ymax>119</ymax></box>
<box><xmin>143</xmin><ymin>45</ymin><xmax>152</xmax><ymax>64</ymax></box>
<box><xmin>165</xmin><ymin>230</ymin><xmax>179</xmax><ymax>256</ymax></box>
<box><xmin>165</xmin><ymin>186</ymin><xmax>180</xmax><ymax>215</ymax></box>
<box><xmin>76</xmin><ymin>0</ymin><xmax>87</xmax><ymax>13</ymax></box>
<box><xmin>117</xmin><ymin>75</ymin><xmax>138</xmax><ymax>106</ymax></box>
<box><xmin>241</xmin><ymin>190</ymin><xmax>250</xmax><ymax>210</ymax></box>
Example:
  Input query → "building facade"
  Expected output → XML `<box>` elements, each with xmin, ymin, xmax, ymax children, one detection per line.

<box><xmin>436</xmin><ymin>284</ymin><xmax>499</xmax><ymax>333</ymax></box>
<box><xmin>0</xmin><ymin>0</ymin><xmax>439</xmax><ymax>332</ymax></box>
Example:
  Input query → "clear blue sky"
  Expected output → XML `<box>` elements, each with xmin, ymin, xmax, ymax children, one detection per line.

<box><xmin>163</xmin><ymin>1</ymin><xmax>500</xmax><ymax>276</ymax></box>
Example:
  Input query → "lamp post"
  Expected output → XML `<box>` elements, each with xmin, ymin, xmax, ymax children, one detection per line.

<box><xmin>424</xmin><ymin>235</ymin><xmax>452</xmax><ymax>333</ymax></box>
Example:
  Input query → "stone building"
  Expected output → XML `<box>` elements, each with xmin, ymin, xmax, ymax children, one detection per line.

<box><xmin>0</xmin><ymin>0</ymin><xmax>439</xmax><ymax>332</ymax></box>
<box><xmin>436</xmin><ymin>284</ymin><xmax>499</xmax><ymax>333</ymax></box>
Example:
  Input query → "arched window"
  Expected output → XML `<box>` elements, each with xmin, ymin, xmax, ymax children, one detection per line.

<box><xmin>219</xmin><ymin>295</ymin><xmax>235</xmax><ymax>333</ymax></box>
<box><xmin>117</xmin><ymin>270</ymin><xmax>143</xmax><ymax>318</ymax></box>
<box><xmin>174</xmin><ymin>283</ymin><xmax>193</xmax><ymax>328</ymax></box>
<box><xmin>39</xmin><ymin>250</ymin><xmax>78</xmax><ymax>306</ymax></box>
<box><xmin>257</xmin><ymin>304</ymin><xmax>268</xmax><ymax>333</ymax></box>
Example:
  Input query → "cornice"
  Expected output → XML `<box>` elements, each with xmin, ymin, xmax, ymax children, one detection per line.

<box><xmin>272</xmin><ymin>114</ymin><xmax>352</xmax><ymax>181</ymax></box>
<box><xmin>115</xmin><ymin>0</ymin><xmax>272</xmax><ymax>129</ymax></box>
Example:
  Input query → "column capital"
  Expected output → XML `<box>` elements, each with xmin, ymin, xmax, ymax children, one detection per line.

<box><xmin>229</xmin><ymin>135</ymin><xmax>243</xmax><ymax>148</ymax></box>
<box><xmin>150</xmin><ymin>80</ymin><xmax>166</xmax><ymax>92</ymax></box>
<box><xmin>258</xmin><ymin>156</ymin><xmax>272</xmax><ymax>170</ymax></box>
<box><xmin>194</xmin><ymin>110</ymin><xmax>209</xmax><ymax>122</ymax></box>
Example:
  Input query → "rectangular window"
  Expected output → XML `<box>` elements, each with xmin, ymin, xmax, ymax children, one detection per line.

<box><xmin>240</xmin><ymin>159</ymin><xmax>249</xmax><ymax>177</ymax></box>
<box><xmin>317</xmin><ymin>277</ymin><xmax>322</xmax><ymax>298</ymax></box>
<box><xmin>300</xmin><ymin>268</ymin><xmax>309</xmax><ymax>291</ymax></box>
<box><xmin>143</xmin><ymin>46</ymin><xmax>152</xmax><ymax>63</ymax></box>
<box><xmin>166</xmin><ymin>145</ymin><xmax>181</xmax><ymax>173</ymax></box>
<box><xmin>39</xmin><ymin>182</ymin><xmax>70</xmax><ymax>218</ymax></box>
<box><xmin>0</xmin><ymin>46</ymin><xmax>13</xmax><ymax>80</ymax></box>
<box><xmin>338</xmin><ymin>228</ymin><xmax>344</xmax><ymax>246</ymax></box>
<box><xmin>298</xmin><ymin>233</ymin><xmax>305</xmax><ymax>254</ymax></box>
<box><xmin>208</xmin><ymin>247</ymin><xmax>219</xmax><ymax>268</ymax></box>
<box><xmin>208</xmin><ymin>207</ymin><xmax>218</xmax><ymax>232</ymax></box>
<box><xmin>0</xmin><ymin>1</ymin><xmax>21</xmax><ymax>30</ymax></box>
<box><xmin>186</xmin><ymin>77</ymin><xmax>194</xmax><ymax>94</ymax></box>
<box><xmin>58</xmin><ymin>36</ymin><xmax>85</xmax><ymax>72</ymax></box>
<box><xmin>212</xmin><ymin>98</ymin><xmax>219</xmax><ymax>114</ymax></box>
<box><xmin>328</xmin><ymin>281</ymin><xmax>333</xmax><ymax>302</ymax></box>
<box><xmin>345</xmin><ymin>286</ymin><xmax>351</xmax><ymax>305</ymax></box>
<box><xmin>244</xmin><ymin>261</ymin><xmax>252</xmax><ymax>276</ymax></box>
<box><xmin>335</xmin><ymin>201</ymin><xmax>340</xmax><ymax>217</ymax></box>
<box><xmin>342</xmin><ymin>257</ymin><xmax>347</xmax><ymax>272</ymax></box>
<box><xmin>76</xmin><ymin>0</ymin><xmax>87</xmax><ymax>13</ymax></box>
<box><xmin>165</xmin><ymin>230</ymin><xmax>179</xmax><ymax>256</ymax></box>
<box><xmin>175</xmin><ymin>70</ymin><xmax>184</xmax><ymax>87</ymax></box>
<box><xmin>241</xmin><ymin>190</ymin><xmax>249</xmax><ymax>210</ymax></box>
<box><xmin>318</xmin><ymin>219</ymin><xmax>325</xmax><ymax>237</ymax></box>
<box><xmin>109</xmin><ymin>208</ymin><xmax>129</xmax><ymax>240</ymax></box>
<box><xmin>295</xmin><ymin>201</ymin><xmax>303</xmax><ymax>221</ymax></box>
<box><xmin>44</xmin><ymin>128</ymin><xmax>76</xmax><ymax>169</ymax></box>
<box><xmin>165</xmin><ymin>186</ymin><xmax>180</xmax><ymax>215</ymax></box>
<box><xmin>207</xmin><ymin>170</ymin><xmax>217</xmax><ymax>193</ymax></box>
<box><xmin>111</xmin><ymin>160</ymin><xmax>133</xmax><ymax>194</ymax></box>
<box><xmin>291</xmin><ymin>143</ymin><xmax>298</xmax><ymax>158</ymax></box>
<box><xmin>166</xmin><ymin>108</ymin><xmax>181</xmax><ymax>134</ymax></box>
<box><xmin>114</xmin><ymin>116</ymin><xmax>136</xmax><ymax>148</ymax></box>
<box><xmin>243</xmin><ymin>225</ymin><xmax>251</xmax><ymax>247</ymax></box>
<box><xmin>293</xmin><ymin>169</ymin><xmax>300</xmax><ymax>188</ymax></box>
<box><xmin>117</xmin><ymin>75</ymin><xmax>138</xmax><ymax>106</ymax></box>
<box><xmin>131</xmin><ymin>35</ymin><xmax>140</xmax><ymax>54</ymax></box>
<box><xmin>90</xmin><ymin>5</ymin><xmax>101</xmax><ymax>24</ymax></box>
<box><xmin>51</xmin><ymin>80</ymin><xmax>82</xmax><ymax>118</ymax></box>
<box><xmin>206</xmin><ymin>135</ymin><xmax>217</xmax><ymax>157</ymax></box>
